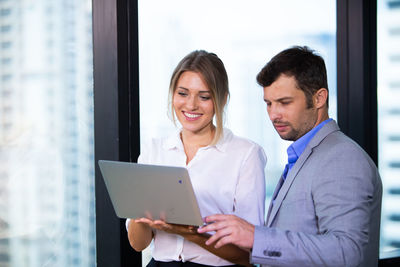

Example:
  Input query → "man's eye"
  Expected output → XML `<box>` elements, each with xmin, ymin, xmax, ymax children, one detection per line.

<box><xmin>281</xmin><ymin>102</ymin><xmax>290</xmax><ymax>105</ymax></box>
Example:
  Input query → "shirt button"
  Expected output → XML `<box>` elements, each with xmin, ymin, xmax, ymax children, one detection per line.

<box><xmin>263</xmin><ymin>250</ymin><xmax>282</xmax><ymax>257</ymax></box>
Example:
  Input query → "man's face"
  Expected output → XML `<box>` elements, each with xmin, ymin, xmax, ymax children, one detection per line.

<box><xmin>263</xmin><ymin>74</ymin><xmax>318</xmax><ymax>141</ymax></box>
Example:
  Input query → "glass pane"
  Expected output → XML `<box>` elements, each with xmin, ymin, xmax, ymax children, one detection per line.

<box><xmin>139</xmin><ymin>0</ymin><xmax>336</xmax><ymax>265</ymax></box>
<box><xmin>378</xmin><ymin>0</ymin><xmax>400</xmax><ymax>259</ymax></box>
<box><xmin>0</xmin><ymin>1</ymin><xmax>96</xmax><ymax>266</ymax></box>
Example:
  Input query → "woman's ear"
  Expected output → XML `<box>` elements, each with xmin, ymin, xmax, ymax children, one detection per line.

<box><xmin>314</xmin><ymin>88</ymin><xmax>328</xmax><ymax>109</ymax></box>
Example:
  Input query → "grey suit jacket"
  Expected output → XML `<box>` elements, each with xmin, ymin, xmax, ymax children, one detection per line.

<box><xmin>251</xmin><ymin>120</ymin><xmax>382</xmax><ymax>267</ymax></box>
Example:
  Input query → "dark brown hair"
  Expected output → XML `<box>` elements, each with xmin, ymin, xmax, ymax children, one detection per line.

<box><xmin>257</xmin><ymin>46</ymin><xmax>329</xmax><ymax>108</ymax></box>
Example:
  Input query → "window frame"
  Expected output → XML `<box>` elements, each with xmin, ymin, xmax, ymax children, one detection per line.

<box><xmin>92</xmin><ymin>0</ymin><xmax>400</xmax><ymax>265</ymax></box>
<box><xmin>92</xmin><ymin>0</ymin><xmax>141</xmax><ymax>266</ymax></box>
<box><xmin>337</xmin><ymin>0</ymin><xmax>378</xmax><ymax>164</ymax></box>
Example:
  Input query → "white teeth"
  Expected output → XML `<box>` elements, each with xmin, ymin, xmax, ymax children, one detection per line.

<box><xmin>184</xmin><ymin>112</ymin><xmax>201</xmax><ymax>118</ymax></box>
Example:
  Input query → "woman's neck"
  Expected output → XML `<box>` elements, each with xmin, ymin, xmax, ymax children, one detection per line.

<box><xmin>180</xmin><ymin>125</ymin><xmax>215</xmax><ymax>164</ymax></box>
<box><xmin>180</xmin><ymin>125</ymin><xmax>215</xmax><ymax>148</ymax></box>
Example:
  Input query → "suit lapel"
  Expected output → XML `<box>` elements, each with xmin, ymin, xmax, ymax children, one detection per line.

<box><xmin>266</xmin><ymin>120</ymin><xmax>340</xmax><ymax>227</ymax></box>
<box><xmin>266</xmin><ymin>176</ymin><xmax>284</xmax><ymax>221</ymax></box>
<box><xmin>266</xmin><ymin>148</ymin><xmax>312</xmax><ymax>226</ymax></box>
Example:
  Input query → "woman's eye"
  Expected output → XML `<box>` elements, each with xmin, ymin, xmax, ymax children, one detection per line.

<box><xmin>200</xmin><ymin>96</ymin><xmax>211</xmax><ymax>100</ymax></box>
<box><xmin>177</xmin><ymin>91</ymin><xmax>187</xmax><ymax>96</ymax></box>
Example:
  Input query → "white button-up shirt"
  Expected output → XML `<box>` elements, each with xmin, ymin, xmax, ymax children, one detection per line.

<box><xmin>127</xmin><ymin>128</ymin><xmax>266</xmax><ymax>266</ymax></box>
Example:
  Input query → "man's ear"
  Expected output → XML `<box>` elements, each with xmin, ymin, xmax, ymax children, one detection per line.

<box><xmin>314</xmin><ymin>88</ymin><xmax>328</xmax><ymax>109</ymax></box>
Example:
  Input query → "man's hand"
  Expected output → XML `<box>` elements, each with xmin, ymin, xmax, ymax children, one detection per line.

<box><xmin>197</xmin><ymin>214</ymin><xmax>255</xmax><ymax>251</ymax></box>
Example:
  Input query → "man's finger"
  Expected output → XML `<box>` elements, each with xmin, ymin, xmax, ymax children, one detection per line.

<box><xmin>214</xmin><ymin>235</ymin><xmax>234</xmax><ymax>249</ymax></box>
<box><xmin>198</xmin><ymin>218</ymin><xmax>231</xmax><ymax>233</ymax></box>
<box><xmin>204</xmin><ymin>226</ymin><xmax>232</xmax><ymax>246</ymax></box>
<box><xmin>204</xmin><ymin>214</ymin><xmax>232</xmax><ymax>223</ymax></box>
<box><xmin>198</xmin><ymin>222</ymin><xmax>219</xmax><ymax>233</ymax></box>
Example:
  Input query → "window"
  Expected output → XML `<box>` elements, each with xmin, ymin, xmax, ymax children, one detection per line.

<box><xmin>1</xmin><ymin>58</ymin><xmax>12</xmax><ymax>65</ymax></box>
<box><xmin>0</xmin><ymin>1</ymin><xmax>95</xmax><ymax>266</ymax></box>
<box><xmin>138</xmin><ymin>0</ymin><xmax>336</xmax><ymax>265</ymax></box>
<box><xmin>0</xmin><ymin>8</ymin><xmax>10</xmax><ymax>16</ymax></box>
<box><xmin>0</xmin><ymin>25</ymin><xmax>11</xmax><ymax>32</ymax></box>
<box><xmin>378</xmin><ymin>0</ymin><xmax>400</xmax><ymax>258</ymax></box>
<box><xmin>0</xmin><ymin>42</ymin><xmax>11</xmax><ymax>49</ymax></box>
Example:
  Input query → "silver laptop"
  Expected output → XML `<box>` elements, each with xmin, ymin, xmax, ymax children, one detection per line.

<box><xmin>98</xmin><ymin>160</ymin><xmax>204</xmax><ymax>226</ymax></box>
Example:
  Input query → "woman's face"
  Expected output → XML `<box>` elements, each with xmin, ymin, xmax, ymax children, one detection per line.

<box><xmin>173</xmin><ymin>71</ymin><xmax>215</xmax><ymax>136</ymax></box>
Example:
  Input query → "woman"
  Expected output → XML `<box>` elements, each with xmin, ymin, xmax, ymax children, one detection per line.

<box><xmin>127</xmin><ymin>50</ymin><xmax>266</xmax><ymax>266</ymax></box>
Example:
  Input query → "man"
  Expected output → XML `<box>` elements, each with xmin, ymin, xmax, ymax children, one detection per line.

<box><xmin>198</xmin><ymin>46</ymin><xmax>382</xmax><ymax>267</ymax></box>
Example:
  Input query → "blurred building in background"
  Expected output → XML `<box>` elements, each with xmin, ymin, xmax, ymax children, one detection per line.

<box><xmin>0</xmin><ymin>1</ymin><xmax>95</xmax><ymax>266</ymax></box>
<box><xmin>378</xmin><ymin>0</ymin><xmax>400</xmax><ymax>255</ymax></box>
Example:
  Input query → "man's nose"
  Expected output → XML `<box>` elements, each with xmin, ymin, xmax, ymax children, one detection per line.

<box><xmin>268</xmin><ymin>105</ymin><xmax>281</xmax><ymax>121</ymax></box>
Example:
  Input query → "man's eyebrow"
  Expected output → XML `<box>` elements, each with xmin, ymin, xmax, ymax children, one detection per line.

<box><xmin>264</xmin><ymin>96</ymin><xmax>293</xmax><ymax>102</ymax></box>
<box><xmin>275</xmin><ymin>97</ymin><xmax>294</xmax><ymax>102</ymax></box>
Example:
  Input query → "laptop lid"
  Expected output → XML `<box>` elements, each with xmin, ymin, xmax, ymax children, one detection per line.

<box><xmin>98</xmin><ymin>160</ymin><xmax>203</xmax><ymax>226</ymax></box>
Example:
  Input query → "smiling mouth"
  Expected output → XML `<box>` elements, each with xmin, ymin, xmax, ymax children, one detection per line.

<box><xmin>183</xmin><ymin>111</ymin><xmax>202</xmax><ymax>120</ymax></box>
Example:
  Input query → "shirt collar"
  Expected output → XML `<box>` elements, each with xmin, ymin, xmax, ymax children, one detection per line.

<box><xmin>163</xmin><ymin>128</ymin><xmax>232</xmax><ymax>153</ymax></box>
<box><xmin>163</xmin><ymin>129</ymin><xmax>184</xmax><ymax>150</ymax></box>
<box><xmin>288</xmin><ymin>118</ymin><xmax>333</xmax><ymax>160</ymax></box>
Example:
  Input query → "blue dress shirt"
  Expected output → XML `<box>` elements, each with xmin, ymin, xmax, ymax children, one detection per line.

<box><xmin>283</xmin><ymin>118</ymin><xmax>333</xmax><ymax>179</ymax></box>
